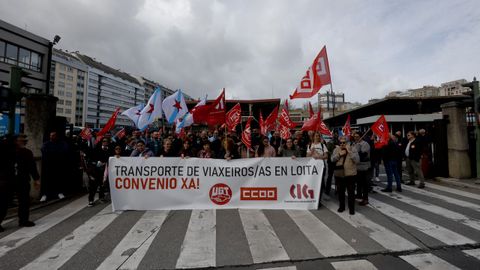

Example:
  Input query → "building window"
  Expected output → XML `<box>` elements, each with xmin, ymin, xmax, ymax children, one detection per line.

<box><xmin>57</xmin><ymin>108</ymin><xmax>64</xmax><ymax>113</ymax></box>
<box><xmin>58</xmin><ymin>90</ymin><xmax>64</xmax><ymax>96</ymax></box>
<box><xmin>66</xmin><ymin>91</ymin><xmax>72</xmax><ymax>98</ymax></box>
<box><xmin>5</xmin><ymin>43</ymin><xmax>17</xmax><ymax>64</ymax></box>
<box><xmin>65</xmin><ymin>100</ymin><xmax>72</xmax><ymax>106</ymax></box>
<box><xmin>0</xmin><ymin>41</ymin><xmax>5</xmax><ymax>61</ymax></box>
<box><xmin>59</xmin><ymin>73</ymin><xmax>65</xmax><ymax>79</ymax></box>
<box><xmin>18</xmin><ymin>48</ymin><xmax>31</xmax><ymax>68</ymax></box>
<box><xmin>58</xmin><ymin>81</ymin><xmax>65</xmax><ymax>88</ymax></box>
<box><xmin>0</xmin><ymin>41</ymin><xmax>43</xmax><ymax>72</ymax></box>
<box><xmin>57</xmin><ymin>99</ymin><xmax>64</xmax><ymax>105</ymax></box>
<box><xmin>65</xmin><ymin>109</ymin><xmax>71</xmax><ymax>114</ymax></box>
<box><xmin>67</xmin><ymin>75</ymin><xmax>73</xmax><ymax>81</ymax></box>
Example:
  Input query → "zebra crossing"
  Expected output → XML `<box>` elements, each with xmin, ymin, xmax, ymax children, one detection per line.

<box><xmin>1</xmin><ymin>181</ymin><xmax>480</xmax><ymax>269</ymax></box>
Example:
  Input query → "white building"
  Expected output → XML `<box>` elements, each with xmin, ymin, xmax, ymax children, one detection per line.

<box><xmin>73</xmin><ymin>53</ymin><xmax>145</xmax><ymax>128</ymax></box>
<box><xmin>51</xmin><ymin>49</ymin><xmax>88</xmax><ymax>126</ymax></box>
<box><xmin>439</xmin><ymin>79</ymin><xmax>470</xmax><ymax>96</ymax></box>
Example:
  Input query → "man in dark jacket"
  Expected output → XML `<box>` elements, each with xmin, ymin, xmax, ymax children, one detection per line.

<box><xmin>404</xmin><ymin>131</ymin><xmax>425</xmax><ymax>188</ymax></box>
<box><xmin>13</xmin><ymin>135</ymin><xmax>40</xmax><ymax>226</ymax></box>
<box><xmin>88</xmin><ymin>138</ymin><xmax>113</xmax><ymax>206</ymax></box>
<box><xmin>0</xmin><ymin>135</ymin><xmax>16</xmax><ymax>232</ymax></box>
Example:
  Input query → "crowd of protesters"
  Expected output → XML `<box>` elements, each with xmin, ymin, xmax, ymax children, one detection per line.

<box><xmin>0</xmin><ymin>125</ymin><xmax>433</xmax><ymax>231</ymax></box>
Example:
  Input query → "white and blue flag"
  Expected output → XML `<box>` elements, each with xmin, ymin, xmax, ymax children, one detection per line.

<box><xmin>162</xmin><ymin>89</ymin><xmax>187</xmax><ymax>124</ymax></box>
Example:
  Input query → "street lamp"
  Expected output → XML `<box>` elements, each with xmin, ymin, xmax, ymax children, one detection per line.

<box><xmin>46</xmin><ymin>34</ymin><xmax>61</xmax><ymax>95</ymax></box>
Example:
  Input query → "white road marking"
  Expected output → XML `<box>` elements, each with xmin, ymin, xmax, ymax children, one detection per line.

<box><xmin>175</xmin><ymin>210</ymin><xmax>216</xmax><ymax>269</ymax></box>
<box><xmin>285</xmin><ymin>209</ymin><xmax>357</xmax><ymax>257</ymax></box>
<box><xmin>20</xmin><ymin>205</ymin><xmax>119</xmax><ymax>270</ymax></box>
<box><xmin>368</xmin><ymin>198</ymin><xmax>476</xmax><ymax>245</ymax></box>
<box><xmin>0</xmin><ymin>195</ymin><xmax>88</xmax><ymax>258</ymax></box>
<box><xmin>332</xmin><ymin>259</ymin><xmax>377</xmax><ymax>270</ymax></box>
<box><xmin>400</xmin><ymin>253</ymin><xmax>462</xmax><ymax>270</ymax></box>
<box><xmin>323</xmin><ymin>197</ymin><xmax>418</xmax><ymax>252</ymax></box>
<box><xmin>97</xmin><ymin>211</ymin><xmax>169</xmax><ymax>270</ymax></box>
<box><xmin>239</xmin><ymin>209</ymin><xmax>289</xmax><ymax>263</ymax></box>
<box><xmin>463</xmin><ymin>248</ymin><xmax>480</xmax><ymax>259</ymax></box>
<box><xmin>427</xmin><ymin>182</ymin><xmax>480</xmax><ymax>201</ymax></box>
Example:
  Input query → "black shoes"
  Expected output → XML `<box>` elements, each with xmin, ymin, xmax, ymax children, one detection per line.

<box><xmin>349</xmin><ymin>209</ymin><xmax>355</xmax><ymax>215</ymax></box>
<box><xmin>337</xmin><ymin>207</ymin><xmax>345</xmax><ymax>213</ymax></box>
<box><xmin>381</xmin><ymin>188</ymin><xmax>393</xmax><ymax>192</ymax></box>
<box><xmin>396</xmin><ymin>188</ymin><xmax>402</xmax><ymax>192</ymax></box>
<box><xmin>19</xmin><ymin>221</ymin><xmax>35</xmax><ymax>227</ymax></box>
<box><xmin>418</xmin><ymin>183</ymin><xmax>425</xmax><ymax>189</ymax></box>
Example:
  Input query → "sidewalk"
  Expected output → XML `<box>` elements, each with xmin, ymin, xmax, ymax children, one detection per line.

<box><xmin>432</xmin><ymin>177</ymin><xmax>480</xmax><ymax>191</ymax></box>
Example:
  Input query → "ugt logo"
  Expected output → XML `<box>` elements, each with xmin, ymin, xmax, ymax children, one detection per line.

<box><xmin>209</xmin><ymin>183</ymin><xmax>232</xmax><ymax>205</ymax></box>
<box><xmin>290</xmin><ymin>184</ymin><xmax>314</xmax><ymax>199</ymax></box>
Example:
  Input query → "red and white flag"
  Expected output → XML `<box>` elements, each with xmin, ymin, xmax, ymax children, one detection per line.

<box><xmin>259</xmin><ymin>110</ymin><xmax>266</xmax><ymax>136</ymax></box>
<box><xmin>241</xmin><ymin>116</ymin><xmax>253</xmax><ymax>150</ymax></box>
<box><xmin>342</xmin><ymin>115</ymin><xmax>351</xmax><ymax>137</ymax></box>
<box><xmin>226</xmin><ymin>103</ymin><xmax>242</xmax><ymax>131</ymax></box>
<box><xmin>279</xmin><ymin>124</ymin><xmax>291</xmax><ymax>140</ymax></box>
<box><xmin>79</xmin><ymin>127</ymin><xmax>92</xmax><ymax>140</ymax></box>
<box><xmin>278</xmin><ymin>100</ymin><xmax>296</xmax><ymax>129</ymax></box>
<box><xmin>115</xmin><ymin>128</ymin><xmax>126</xmax><ymax>139</ymax></box>
<box><xmin>318</xmin><ymin>120</ymin><xmax>332</xmax><ymax>136</ymax></box>
<box><xmin>290</xmin><ymin>46</ymin><xmax>332</xmax><ymax>99</ymax></box>
<box><xmin>371</xmin><ymin>115</ymin><xmax>390</xmax><ymax>148</ymax></box>
<box><xmin>193</xmin><ymin>89</ymin><xmax>226</xmax><ymax>126</ymax></box>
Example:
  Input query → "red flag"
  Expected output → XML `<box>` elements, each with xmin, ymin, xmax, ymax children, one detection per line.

<box><xmin>278</xmin><ymin>100</ymin><xmax>296</xmax><ymax>129</ymax></box>
<box><xmin>342</xmin><ymin>115</ymin><xmax>351</xmax><ymax>137</ymax></box>
<box><xmin>193</xmin><ymin>89</ymin><xmax>226</xmax><ymax>126</ymax></box>
<box><xmin>79</xmin><ymin>127</ymin><xmax>92</xmax><ymax>140</ymax></box>
<box><xmin>279</xmin><ymin>124</ymin><xmax>291</xmax><ymax>140</ymax></box>
<box><xmin>290</xmin><ymin>46</ymin><xmax>332</xmax><ymax>99</ymax></box>
<box><xmin>371</xmin><ymin>115</ymin><xmax>390</xmax><ymax>148</ymax></box>
<box><xmin>225</xmin><ymin>103</ymin><xmax>242</xmax><ymax>131</ymax></box>
<box><xmin>318</xmin><ymin>120</ymin><xmax>332</xmax><ymax>136</ymax></box>
<box><xmin>241</xmin><ymin>116</ymin><xmax>253</xmax><ymax>150</ymax></box>
<box><xmin>301</xmin><ymin>109</ymin><xmax>320</xmax><ymax>131</ymax></box>
<box><xmin>263</xmin><ymin>105</ymin><xmax>279</xmax><ymax>134</ymax></box>
<box><xmin>115</xmin><ymin>128</ymin><xmax>126</xmax><ymax>139</ymax></box>
<box><xmin>96</xmin><ymin>107</ymin><xmax>121</xmax><ymax>142</ymax></box>
<box><xmin>308</xmin><ymin>102</ymin><xmax>315</xmax><ymax>118</ymax></box>
<box><xmin>259</xmin><ymin>110</ymin><xmax>266</xmax><ymax>136</ymax></box>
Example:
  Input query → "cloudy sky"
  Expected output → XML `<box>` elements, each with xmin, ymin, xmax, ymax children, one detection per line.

<box><xmin>2</xmin><ymin>0</ymin><xmax>479</xmax><ymax>106</ymax></box>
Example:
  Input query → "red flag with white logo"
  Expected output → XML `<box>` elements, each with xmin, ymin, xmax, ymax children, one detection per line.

<box><xmin>279</xmin><ymin>124</ymin><xmax>291</xmax><ymax>140</ymax></box>
<box><xmin>342</xmin><ymin>115</ymin><xmax>351</xmax><ymax>137</ymax></box>
<box><xmin>301</xmin><ymin>109</ymin><xmax>320</xmax><ymax>131</ymax></box>
<box><xmin>193</xmin><ymin>89</ymin><xmax>226</xmax><ymax>126</ymax></box>
<box><xmin>115</xmin><ymin>128</ymin><xmax>126</xmax><ymax>139</ymax></box>
<box><xmin>263</xmin><ymin>105</ymin><xmax>279</xmax><ymax>134</ymax></box>
<box><xmin>371</xmin><ymin>115</ymin><xmax>390</xmax><ymax>148</ymax></box>
<box><xmin>259</xmin><ymin>110</ymin><xmax>266</xmax><ymax>136</ymax></box>
<box><xmin>278</xmin><ymin>100</ymin><xmax>296</xmax><ymax>129</ymax></box>
<box><xmin>290</xmin><ymin>46</ymin><xmax>332</xmax><ymax>99</ymax></box>
<box><xmin>226</xmin><ymin>103</ymin><xmax>242</xmax><ymax>132</ymax></box>
<box><xmin>79</xmin><ymin>127</ymin><xmax>92</xmax><ymax>140</ymax></box>
<box><xmin>318</xmin><ymin>120</ymin><xmax>332</xmax><ymax>136</ymax></box>
<box><xmin>241</xmin><ymin>116</ymin><xmax>253</xmax><ymax>150</ymax></box>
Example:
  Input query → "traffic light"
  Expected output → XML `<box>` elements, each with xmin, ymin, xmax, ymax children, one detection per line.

<box><xmin>0</xmin><ymin>84</ymin><xmax>12</xmax><ymax>112</ymax></box>
<box><xmin>10</xmin><ymin>66</ymin><xmax>31</xmax><ymax>100</ymax></box>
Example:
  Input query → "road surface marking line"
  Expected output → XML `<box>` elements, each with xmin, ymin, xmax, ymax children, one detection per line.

<box><xmin>463</xmin><ymin>248</ymin><xmax>480</xmax><ymax>259</ymax></box>
<box><xmin>400</xmin><ymin>253</ymin><xmax>462</xmax><ymax>270</ymax></box>
<box><xmin>369</xmin><ymin>198</ymin><xmax>476</xmax><ymax>245</ymax></box>
<box><xmin>20</xmin><ymin>204</ymin><xmax>119</xmax><ymax>270</ymax></box>
<box><xmin>175</xmin><ymin>209</ymin><xmax>216</xmax><ymax>269</ymax></box>
<box><xmin>96</xmin><ymin>210</ymin><xmax>169</xmax><ymax>270</ymax></box>
<box><xmin>259</xmin><ymin>267</ymin><xmax>296</xmax><ymax>270</ymax></box>
<box><xmin>374</xmin><ymin>186</ymin><xmax>480</xmax><ymax>231</ymax></box>
<box><xmin>323</xmin><ymin>198</ymin><xmax>418</xmax><ymax>252</ymax></box>
<box><xmin>239</xmin><ymin>209</ymin><xmax>289</xmax><ymax>264</ymax></box>
<box><xmin>285</xmin><ymin>209</ymin><xmax>357</xmax><ymax>257</ymax></box>
<box><xmin>0</xmin><ymin>195</ymin><xmax>88</xmax><ymax>258</ymax></box>
<box><xmin>331</xmin><ymin>259</ymin><xmax>377</xmax><ymax>270</ymax></box>
<box><xmin>427</xmin><ymin>183</ymin><xmax>480</xmax><ymax>201</ymax></box>
<box><xmin>401</xmin><ymin>185</ymin><xmax>480</xmax><ymax>212</ymax></box>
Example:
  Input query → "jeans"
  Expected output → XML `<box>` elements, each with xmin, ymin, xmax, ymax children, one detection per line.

<box><xmin>384</xmin><ymin>160</ymin><xmax>402</xmax><ymax>190</ymax></box>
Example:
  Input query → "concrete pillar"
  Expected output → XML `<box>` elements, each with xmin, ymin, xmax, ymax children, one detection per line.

<box><xmin>24</xmin><ymin>94</ymin><xmax>58</xmax><ymax>158</ymax></box>
<box><xmin>441</xmin><ymin>101</ymin><xmax>471</xmax><ymax>178</ymax></box>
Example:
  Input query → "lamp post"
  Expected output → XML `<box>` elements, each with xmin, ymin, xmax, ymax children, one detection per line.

<box><xmin>45</xmin><ymin>35</ymin><xmax>61</xmax><ymax>95</ymax></box>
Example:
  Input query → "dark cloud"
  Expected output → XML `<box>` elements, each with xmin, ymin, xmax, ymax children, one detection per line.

<box><xmin>1</xmin><ymin>0</ymin><xmax>479</xmax><ymax>105</ymax></box>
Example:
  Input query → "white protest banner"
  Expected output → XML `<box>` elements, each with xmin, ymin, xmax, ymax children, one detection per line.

<box><xmin>108</xmin><ymin>157</ymin><xmax>324</xmax><ymax>211</ymax></box>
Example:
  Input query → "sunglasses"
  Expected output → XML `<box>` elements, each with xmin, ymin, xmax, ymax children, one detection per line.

<box><xmin>339</xmin><ymin>142</ymin><xmax>347</xmax><ymax>145</ymax></box>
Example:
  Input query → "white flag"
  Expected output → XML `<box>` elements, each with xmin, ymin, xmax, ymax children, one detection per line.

<box><xmin>162</xmin><ymin>89</ymin><xmax>187</xmax><ymax>124</ymax></box>
<box><xmin>121</xmin><ymin>104</ymin><xmax>144</xmax><ymax>127</ymax></box>
<box><xmin>138</xmin><ymin>88</ymin><xmax>162</xmax><ymax>130</ymax></box>
<box><xmin>175</xmin><ymin>95</ymin><xmax>207</xmax><ymax>133</ymax></box>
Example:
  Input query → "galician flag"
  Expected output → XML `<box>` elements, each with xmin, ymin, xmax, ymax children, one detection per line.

<box><xmin>138</xmin><ymin>87</ymin><xmax>163</xmax><ymax>130</ymax></box>
<box><xmin>122</xmin><ymin>103</ymin><xmax>144</xmax><ymax>128</ymax></box>
<box><xmin>175</xmin><ymin>95</ymin><xmax>207</xmax><ymax>134</ymax></box>
<box><xmin>163</xmin><ymin>89</ymin><xmax>187</xmax><ymax>124</ymax></box>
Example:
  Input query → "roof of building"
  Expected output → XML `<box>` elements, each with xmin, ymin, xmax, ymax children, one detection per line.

<box><xmin>74</xmin><ymin>53</ymin><xmax>140</xmax><ymax>85</ymax></box>
<box><xmin>324</xmin><ymin>94</ymin><xmax>473</xmax><ymax>127</ymax></box>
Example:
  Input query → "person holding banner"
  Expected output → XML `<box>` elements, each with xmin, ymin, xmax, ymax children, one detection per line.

<box><xmin>255</xmin><ymin>137</ymin><xmax>276</xmax><ymax>157</ymax></box>
<box><xmin>307</xmin><ymin>132</ymin><xmax>329</xmax><ymax>204</ymax></box>
<box><xmin>332</xmin><ymin>137</ymin><xmax>359</xmax><ymax>215</ymax></box>
<box><xmin>160</xmin><ymin>139</ymin><xmax>177</xmax><ymax>157</ymax></box>
<box><xmin>129</xmin><ymin>140</ymin><xmax>153</xmax><ymax>158</ymax></box>
<box><xmin>217</xmin><ymin>137</ymin><xmax>240</xmax><ymax>160</ymax></box>
<box><xmin>278</xmin><ymin>138</ymin><xmax>301</xmax><ymax>158</ymax></box>
<box><xmin>198</xmin><ymin>141</ymin><xmax>215</xmax><ymax>158</ymax></box>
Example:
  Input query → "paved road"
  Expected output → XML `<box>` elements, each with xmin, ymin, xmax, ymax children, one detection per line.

<box><xmin>1</xmin><ymin>177</ymin><xmax>480</xmax><ymax>269</ymax></box>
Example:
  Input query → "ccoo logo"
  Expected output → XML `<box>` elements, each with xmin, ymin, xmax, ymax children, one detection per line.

<box><xmin>209</xmin><ymin>183</ymin><xmax>232</xmax><ymax>205</ymax></box>
<box><xmin>290</xmin><ymin>184</ymin><xmax>314</xmax><ymax>200</ymax></box>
